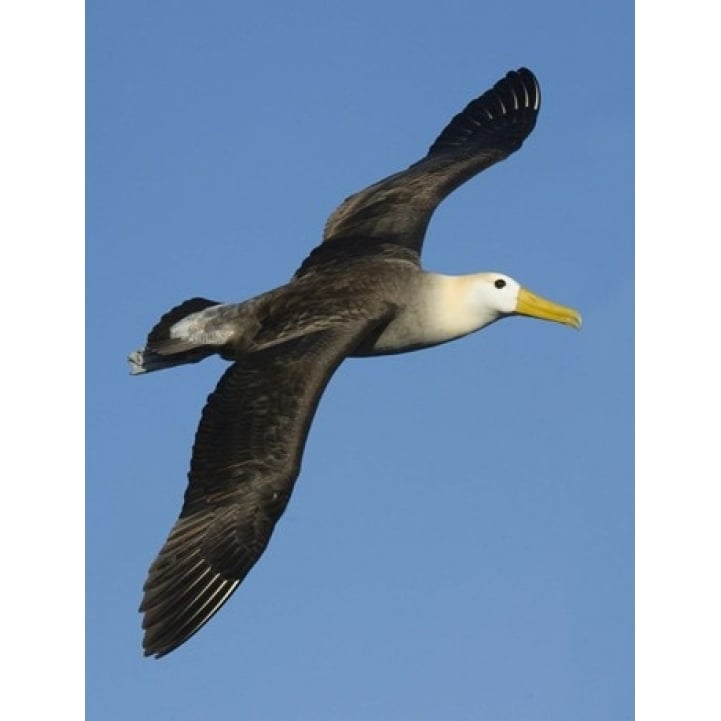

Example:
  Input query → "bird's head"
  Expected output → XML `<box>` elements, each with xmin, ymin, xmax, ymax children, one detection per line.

<box><xmin>468</xmin><ymin>273</ymin><xmax>582</xmax><ymax>330</ymax></box>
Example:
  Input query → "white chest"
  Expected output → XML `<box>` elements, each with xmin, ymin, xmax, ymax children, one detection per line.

<box><xmin>354</xmin><ymin>273</ymin><xmax>498</xmax><ymax>356</ymax></box>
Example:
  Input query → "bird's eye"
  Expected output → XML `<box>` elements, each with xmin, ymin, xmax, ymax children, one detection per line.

<box><xmin>494</xmin><ymin>279</ymin><xmax>506</xmax><ymax>289</ymax></box>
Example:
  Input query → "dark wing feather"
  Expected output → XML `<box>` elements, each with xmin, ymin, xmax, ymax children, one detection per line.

<box><xmin>323</xmin><ymin>67</ymin><xmax>540</xmax><ymax>255</ymax></box>
<box><xmin>140</xmin><ymin>316</ymin><xmax>391</xmax><ymax>658</ymax></box>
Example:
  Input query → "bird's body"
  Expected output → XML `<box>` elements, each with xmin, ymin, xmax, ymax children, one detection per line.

<box><xmin>130</xmin><ymin>67</ymin><xmax>581</xmax><ymax>658</ymax></box>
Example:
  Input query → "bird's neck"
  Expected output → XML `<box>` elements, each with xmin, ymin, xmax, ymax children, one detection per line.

<box><xmin>420</xmin><ymin>272</ymin><xmax>500</xmax><ymax>343</ymax></box>
<box><xmin>354</xmin><ymin>272</ymin><xmax>499</xmax><ymax>357</ymax></box>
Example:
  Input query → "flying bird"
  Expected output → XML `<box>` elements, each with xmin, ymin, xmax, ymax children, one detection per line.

<box><xmin>129</xmin><ymin>67</ymin><xmax>581</xmax><ymax>658</ymax></box>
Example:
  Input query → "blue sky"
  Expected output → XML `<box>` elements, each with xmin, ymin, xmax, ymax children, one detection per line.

<box><xmin>86</xmin><ymin>1</ymin><xmax>632</xmax><ymax>718</ymax></box>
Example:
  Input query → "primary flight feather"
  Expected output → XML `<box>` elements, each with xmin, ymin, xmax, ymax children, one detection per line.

<box><xmin>129</xmin><ymin>67</ymin><xmax>581</xmax><ymax>658</ymax></box>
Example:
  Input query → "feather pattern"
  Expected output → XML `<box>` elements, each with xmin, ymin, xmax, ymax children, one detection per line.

<box><xmin>140</xmin><ymin>317</ymin><xmax>393</xmax><ymax>657</ymax></box>
<box><xmin>129</xmin><ymin>68</ymin><xmax>581</xmax><ymax>660</ymax></box>
<box><xmin>322</xmin><ymin>68</ymin><xmax>539</xmax><ymax>255</ymax></box>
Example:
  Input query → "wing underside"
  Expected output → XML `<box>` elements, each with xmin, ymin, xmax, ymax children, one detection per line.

<box><xmin>322</xmin><ymin>67</ymin><xmax>540</xmax><ymax>255</ymax></box>
<box><xmin>140</xmin><ymin>316</ymin><xmax>392</xmax><ymax>657</ymax></box>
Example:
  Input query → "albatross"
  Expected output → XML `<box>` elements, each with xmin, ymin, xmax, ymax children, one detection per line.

<box><xmin>129</xmin><ymin>67</ymin><xmax>581</xmax><ymax>658</ymax></box>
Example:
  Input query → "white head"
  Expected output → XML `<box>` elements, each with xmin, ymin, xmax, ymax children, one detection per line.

<box><xmin>468</xmin><ymin>271</ymin><xmax>583</xmax><ymax>330</ymax></box>
<box><xmin>467</xmin><ymin>272</ymin><xmax>523</xmax><ymax>320</ymax></box>
<box><xmin>466</xmin><ymin>272</ymin><xmax>582</xmax><ymax>329</ymax></box>
<box><xmin>426</xmin><ymin>272</ymin><xmax>581</xmax><ymax>347</ymax></box>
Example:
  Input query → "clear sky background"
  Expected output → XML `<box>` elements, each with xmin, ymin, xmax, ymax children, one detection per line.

<box><xmin>86</xmin><ymin>1</ymin><xmax>633</xmax><ymax>719</ymax></box>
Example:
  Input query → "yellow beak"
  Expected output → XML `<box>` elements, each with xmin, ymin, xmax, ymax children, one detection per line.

<box><xmin>515</xmin><ymin>287</ymin><xmax>582</xmax><ymax>329</ymax></box>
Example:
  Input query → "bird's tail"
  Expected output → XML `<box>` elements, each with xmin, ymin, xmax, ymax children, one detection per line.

<box><xmin>129</xmin><ymin>297</ymin><xmax>223</xmax><ymax>375</ymax></box>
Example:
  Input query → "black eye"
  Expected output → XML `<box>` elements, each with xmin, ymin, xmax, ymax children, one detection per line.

<box><xmin>494</xmin><ymin>279</ymin><xmax>506</xmax><ymax>289</ymax></box>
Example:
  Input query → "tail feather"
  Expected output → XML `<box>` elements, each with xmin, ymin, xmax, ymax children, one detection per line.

<box><xmin>148</xmin><ymin>298</ymin><xmax>222</xmax><ymax>345</ymax></box>
<box><xmin>129</xmin><ymin>297</ymin><xmax>223</xmax><ymax>375</ymax></box>
<box><xmin>128</xmin><ymin>347</ymin><xmax>215</xmax><ymax>375</ymax></box>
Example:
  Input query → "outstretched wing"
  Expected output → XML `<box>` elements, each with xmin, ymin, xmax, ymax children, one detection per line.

<box><xmin>140</xmin><ymin>315</ymin><xmax>391</xmax><ymax>658</ymax></box>
<box><xmin>323</xmin><ymin>67</ymin><xmax>540</xmax><ymax>255</ymax></box>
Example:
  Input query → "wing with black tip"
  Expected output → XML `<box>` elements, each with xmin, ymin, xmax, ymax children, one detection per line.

<box><xmin>322</xmin><ymin>67</ymin><xmax>540</xmax><ymax>256</ymax></box>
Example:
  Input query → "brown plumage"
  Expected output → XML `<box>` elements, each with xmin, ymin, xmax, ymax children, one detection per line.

<box><xmin>130</xmin><ymin>67</ymin><xmax>580</xmax><ymax>658</ymax></box>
